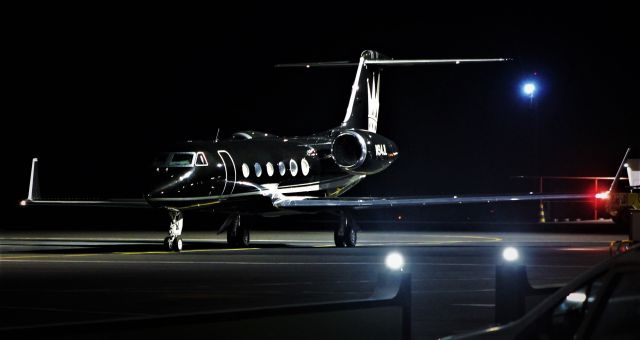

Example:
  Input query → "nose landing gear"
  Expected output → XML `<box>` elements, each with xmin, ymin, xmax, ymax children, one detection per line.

<box><xmin>164</xmin><ymin>210</ymin><xmax>184</xmax><ymax>251</ymax></box>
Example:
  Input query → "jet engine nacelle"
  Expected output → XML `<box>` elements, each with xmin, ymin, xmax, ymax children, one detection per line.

<box><xmin>331</xmin><ymin>130</ymin><xmax>398</xmax><ymax>175</ymax></box>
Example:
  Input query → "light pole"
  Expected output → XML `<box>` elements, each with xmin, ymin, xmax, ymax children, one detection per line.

<box><xmin>522</xmin><ymin>81</ymin><xmax>542</xmax><ymax>221</ymax></box>
<box><xmin>521</xmin><ymin>81</ymin><xmax>538</xmax><ymax>170</ymax></box>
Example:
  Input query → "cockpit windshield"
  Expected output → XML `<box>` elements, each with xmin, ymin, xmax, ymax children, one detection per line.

<box><xmin>153</xmin><ymin>152</ymin><xmax>208</xmax><ymax>168</ymax></box>
<box><xmin>169</xmin><ymin>153</ymin><xmax>196</xmax><ymax>167</ymax></box>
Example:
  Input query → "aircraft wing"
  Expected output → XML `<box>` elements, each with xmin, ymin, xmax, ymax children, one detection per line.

<box><xmin>21</xmin><ymin>198</ymin><xmax>150</xmax><ymax>208</ymax></box>
<box><xmin>273</xmin><ymin>193</ymin><xmax>593</xmax><ymax>210</ymax></box>
<box><xmin>20</xmin><ymin>158</ymin><xmax>152</xmax><ymax>209</ymax></box>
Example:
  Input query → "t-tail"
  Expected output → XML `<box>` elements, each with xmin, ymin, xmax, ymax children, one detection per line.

<box><xmin>278</xmin><ymin>50</ymin><xmax>509</xmax><ymax>133</ymax></box>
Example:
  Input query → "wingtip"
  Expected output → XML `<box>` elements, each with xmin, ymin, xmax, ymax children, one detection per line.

<box><xmin>27</xmin><ymin>157</ymin><xmax>40</xmax><ymax>201</ymax></box>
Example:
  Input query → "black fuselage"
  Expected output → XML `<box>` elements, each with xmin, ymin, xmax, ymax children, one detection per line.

<box><xmin>145</xmin><ymin>128</ymin><xmax>398</xmax><ymax>214</ymax></box>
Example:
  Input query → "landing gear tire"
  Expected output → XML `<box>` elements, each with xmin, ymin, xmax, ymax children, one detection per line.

<box><xmin>227</xmin><ymin>215</ymin><xmax>250</xmax><ymax>248</ymax></box>
<box><xmin>164</xmin><ymin>237</ymin><xmax>173</xmax><ymax>251</ymax></box>
<box><xmin>344</xmin><ymin>227</ymin><xmax>357</xmax><ymax>247</ymax></box>
<box><xmin>334</xmin><ymin>213</ymin><xmax>357</xmax><ymax>247</ymax></box>
<box><xmin>172</xmin><ymin>236</ymin><xmax>183</xmax><ymax>252</ymax></box>
<box><xmin>238</xmin><ymin>227</ymin><xmax>250</xmax><ymax>247</ymax></box>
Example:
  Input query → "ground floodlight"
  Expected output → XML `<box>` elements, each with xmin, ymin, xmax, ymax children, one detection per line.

<box><xmin>502</xmin><ymin>247</ymin><xmax>520</xmax><ymax>262</ymax></box>
<box><xmin>385</xmin><ymin>252</ymin><xmax>405</xmax><ymax>271</ymax></box>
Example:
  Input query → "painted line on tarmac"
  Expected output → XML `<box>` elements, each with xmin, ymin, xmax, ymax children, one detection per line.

<box><xmin>451</xmin><ymin>303</ymin><xmax>495</xmax><ymax>308</ymax></box>
<box><xmin>0</xmin><ymin>247</ymin><xmax>259</xmax><ymax>260</ymax></box>
<box><xmin>0</xmin><ymin>258</ymin><xmax>593</xmax><ymax>269</ymax></box>
<box><xmin>116</xmin><ymin>248</ymin><xmax>259</xmax><ymax>255</ymax></box>
<box><xmin>0</xmin><ymin>259</ymin><xmax>384</xmax><ymax>265</ymax></box>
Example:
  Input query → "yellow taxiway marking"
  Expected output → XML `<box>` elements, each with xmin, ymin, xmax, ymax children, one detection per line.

<box><xmin>0</xmin><ymin>248</ymin><xmax>259</xmax><ymax>260</ymax></box>
<box><xmin>311</xmin><ymin>235</ymin><xmax>503</xmax><ymax>247</ymax></box>
<box><xmin>116</xmin><ymin>248</ymin><xmax>258</xmax><ymax>255</ymax></box>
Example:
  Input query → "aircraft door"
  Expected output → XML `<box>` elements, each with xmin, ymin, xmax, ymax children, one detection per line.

<box><xmin>217</xmin><ymin>150</ymin><xmax>237</xmax><ymax>195</ymax></box>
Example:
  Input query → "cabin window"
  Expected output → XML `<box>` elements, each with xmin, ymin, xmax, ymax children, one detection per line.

<box><xmin>301</xmin><ymin>158</ymin><xmax>310</xmax><ymax>176</ymax></box>
<box><xmin>278</xmin><ymin>161</ymin><xmax>286</xmax><ymax>176</ymax></box>
<box><xmin>266</xmin><ymin>162</ymin><xmax>274</xmax><ymax>177</ymax></box>
<box><xmin>254</xmin><ymin>163</ymin><xmax>262</xmax><ymax>177</ymax></box>
<box><xmin>289</xmin><ymin>159</ymin><xmax>298</xmax><ymax>176</ymax></box>
<box><xmin>168</xmin><ymin>152</ymin><xmax>195</xmax><ymax>167</ymax></box>
<box><xmin>195</xmin><ymin>152</ymin><xmax>208</xmax><ymax>166</ymax></box>
<box><xmin>242</xmin><ymin>163</ymin><xmax>250</xmax><ymax>178</ymax></box>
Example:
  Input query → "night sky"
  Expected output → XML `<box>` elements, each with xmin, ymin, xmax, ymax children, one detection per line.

<box><xmin>5</xmin><ymin>6</ymin><xmax>638</xmax><ymax>226</ymax></box>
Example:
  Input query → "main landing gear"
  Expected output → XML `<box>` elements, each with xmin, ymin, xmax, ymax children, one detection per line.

<box><xmin>164</xmin><ymin>210</ymin><xmax>184</xmax><ymax>252</ymax></box>
<box><xmin>334</xmin><ymin>212</ymin><xmax>358</xmax><ymax>247</ymax></box>
<box><xmin>227</xmin><ymin>214</ymin><xmax>250</xmax><ymax>248</ymax></box>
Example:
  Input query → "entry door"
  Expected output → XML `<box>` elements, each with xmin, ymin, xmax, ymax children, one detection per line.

<box><xmin>217</xmin><ymin>150</ymin><xmax>237</xmax><ymax>195</ymax></box>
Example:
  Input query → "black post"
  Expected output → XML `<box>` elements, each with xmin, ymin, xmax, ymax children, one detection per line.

<box><xmin>398</xmin><ymin>273</ymin><xmax>412</xmax><ymax>340</ymax></box>
<box><xmin>495</xmin><ymin>264</ymin><xmax>529</xmax><ymax>324</ymax></box>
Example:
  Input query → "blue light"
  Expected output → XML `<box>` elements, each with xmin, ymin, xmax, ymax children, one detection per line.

<box><xmin>523</xmin><ymin>83</ymin><xmax>536</xmax><ymax>96</ymax></box>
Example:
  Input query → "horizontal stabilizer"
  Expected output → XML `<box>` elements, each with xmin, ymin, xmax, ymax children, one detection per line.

<box><xmin>275</xmin><ymin>61</ymin><xmax>357</xmax><ymax>68</ymax></box>
<box><xmin>275</xmin><ymin>58</ymin><xmax>510</xmax><ymax>68</ymax></box>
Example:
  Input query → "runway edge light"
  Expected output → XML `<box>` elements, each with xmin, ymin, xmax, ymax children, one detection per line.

<box><xmin>385</xmin><ymin>252</ymin><xmax>405</xmax><ymax>271</ymax></box>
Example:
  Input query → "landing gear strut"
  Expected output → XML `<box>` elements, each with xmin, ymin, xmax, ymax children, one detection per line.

<box><xmin>334</xmin><ymin>212</ymin><xmax>357</xmax><ymax>247</ymax></box>
<box><xmin>227</xmin><ymin>215</ymin><xmax>250</xmax><ymax>247</ymax></box>
<box><xmin>164</xmin><ymin>210</ymin><xmax>184</xmax><ymax>252</ymax></box>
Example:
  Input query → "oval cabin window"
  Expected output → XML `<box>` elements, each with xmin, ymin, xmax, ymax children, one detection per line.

<box><xmin>242</xmin><ymin>163</ymin><xmax>250</xmax><ymax>178</ymax></box>
<box><xmin>266</xmin><ymin>162</ymin><xmax>274</xmax><ymax>177</ymax></box>
<box><xmin>301</xmin><ymin>158</ymin><xmax>310</xmax><ymax>176</ymax></box>
<box><xmin>254</xmin><ymin>163</ymin><xmax>262</xmax><ymax>177</ymax></box>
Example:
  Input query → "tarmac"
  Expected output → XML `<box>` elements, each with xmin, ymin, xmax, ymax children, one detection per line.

<box><xmin>0</xmin><ymin>229</ymin><xmax>624</xmax><ymax>339</ymax></box>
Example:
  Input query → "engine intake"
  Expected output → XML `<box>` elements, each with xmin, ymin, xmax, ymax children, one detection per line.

<box><xmin>331</xmin><ymin>130</ymin><xmax>398</xmax><ymax>175</ymax></box>
<box><xmin>332</xmin><ymin>132</ymin><xmax>367</xmax><ymax>169</ymax></box>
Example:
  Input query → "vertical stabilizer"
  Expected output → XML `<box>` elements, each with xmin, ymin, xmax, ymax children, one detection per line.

<box><xmin>341</xmin><ymin>50</ymin><xmax>386</xmax><ymax>133</ymax></box>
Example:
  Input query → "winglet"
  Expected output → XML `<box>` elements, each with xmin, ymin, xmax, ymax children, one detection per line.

<box><xmin>609</xmin><ymin>148</ymin><xmax>632</xmax><ymax>193</ymax></box>
<box><xmin>27</xmin><ymin>158</ymin><xmax>40</xmax><ymax>202</ymax></box>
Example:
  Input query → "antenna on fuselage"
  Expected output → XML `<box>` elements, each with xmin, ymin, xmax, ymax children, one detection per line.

<box><xmin>215</xmin><ymin>128</ymin><xmax>221</xmax><ymax>143</ymax></box>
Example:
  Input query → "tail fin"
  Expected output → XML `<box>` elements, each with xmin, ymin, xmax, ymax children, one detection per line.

<box><xmin>342</xmin><ymin>50</ymin><xmax>386</xmax><ymax>132</ymax></box>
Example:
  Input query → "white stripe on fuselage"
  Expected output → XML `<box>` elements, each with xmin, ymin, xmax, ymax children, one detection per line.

<box><xmin>147</xmin><ymin>175</ymin><xmax>363</xmax><ymax>203</ymax></box>
<box><xmin>217</xmin><ymin>150</ymin><xmax>237</xmax><ymax>194</ymax></box>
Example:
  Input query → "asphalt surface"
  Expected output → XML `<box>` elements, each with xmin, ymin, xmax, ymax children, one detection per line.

<box><xmin>0</xmin><ymin>229</ymin><xmax>625</xmax><ymax>339</ymax></box>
